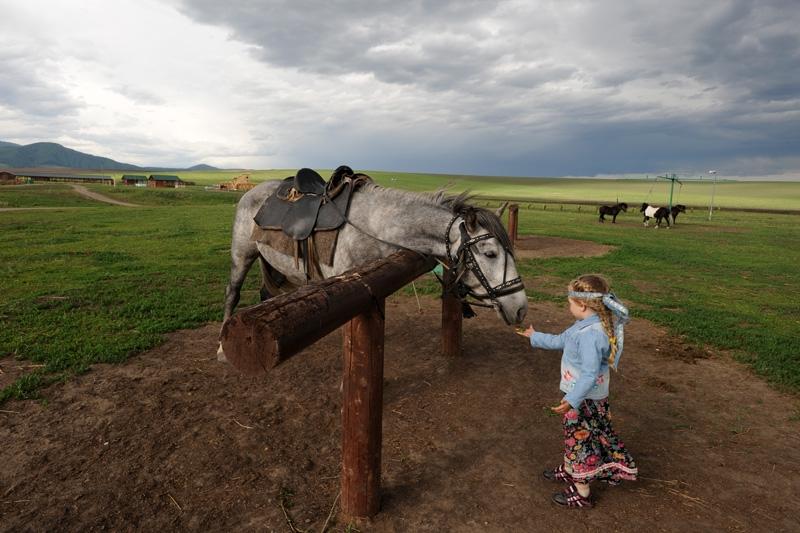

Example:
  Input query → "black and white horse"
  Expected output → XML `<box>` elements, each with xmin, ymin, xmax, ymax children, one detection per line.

<box><xmin>640</xmin><ymin>202</ymin><xmax>671</xmax><ymax>228</ymax></box>
<box><xmin>671</xmin><ymin>204</ymin><xmax>687</xmax><ymax>224</ymax></box>
<box><xmin>598</xmin><ymin>202</ymin><xmax>628</xmax><ymax>223</ymax></box>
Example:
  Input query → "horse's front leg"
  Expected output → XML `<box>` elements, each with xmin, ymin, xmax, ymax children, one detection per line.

<box><xmin>218</xmin><ymin>247</ymin><xmax>259</xmax><ymax>361</ymax></box>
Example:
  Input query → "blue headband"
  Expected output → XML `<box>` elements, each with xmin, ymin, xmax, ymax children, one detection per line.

<box><xmin>568</xmin><ymin>291</ymin><xmax>630</xmax><ymax>368</ymax></box>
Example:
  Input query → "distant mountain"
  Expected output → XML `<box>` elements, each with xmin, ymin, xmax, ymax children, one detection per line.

<box><xmin>0</xmin><ymin>141</ymin><xmax>141</xmax><ymax>170</ymax></box>
<box><xmin>0</xmin><ymin>141</ymin><xmax>20</xmax><ymax>148</ymax></box>
<box><xmin>187</xmin><ymin>163</ymin><xmax>219</xmax><ymax>171</ymax></box>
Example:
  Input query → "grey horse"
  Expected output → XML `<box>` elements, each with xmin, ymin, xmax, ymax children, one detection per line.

<box><xmin>218</xmin><ymin>180</ymin><xmax>528</xmax><ymax>359</ymax></box>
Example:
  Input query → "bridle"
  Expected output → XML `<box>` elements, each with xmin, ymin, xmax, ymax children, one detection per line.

<box><xmin>442</xmin><ymin>215</ymin><xmax>525</xmax><ymax>308</ymax></box>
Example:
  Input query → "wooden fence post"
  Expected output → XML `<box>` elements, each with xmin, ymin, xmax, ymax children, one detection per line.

<box><xmin>341</xmin><ymin>299</ymin><xmax>385</xmax><ymax>520</ymax></box>
<box><xmin>507</xmin><ymin>203</ymin><xmax>519</xmax><ymax>248</ymax></box>
<box><xmin>441</xmin><ymin>268</ymin><xmax>462</xmax><ymax>357</ymax></box>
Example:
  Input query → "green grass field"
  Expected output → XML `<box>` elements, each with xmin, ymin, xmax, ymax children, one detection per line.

<box><xmin>56</xmin><ymin>168</ymin><xmax>800</xmax><ymax>211</ymax></box>
<box><xmin>1</xmin><ymin>178</ymin><xmax>798</xmax><ymax>405</ymax></box>
<box><xmin>0</xmin><ymin>183</ymin><xmax>107</xmax><ymax>208</ymax></box>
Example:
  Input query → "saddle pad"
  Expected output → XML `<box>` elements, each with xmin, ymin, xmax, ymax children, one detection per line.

<box><xmin>250</xmin><ymin>226</ymin><xmax>340</xmax><ymax>267</ymax></box>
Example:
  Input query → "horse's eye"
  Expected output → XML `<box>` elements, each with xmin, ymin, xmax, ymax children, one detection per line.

<box><xmin>484</xmin><ymin>250</ymin><xmax>498</xmax><ymax>259</ymax></box>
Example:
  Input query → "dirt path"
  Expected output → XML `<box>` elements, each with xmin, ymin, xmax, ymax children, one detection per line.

<box><xmin>69</xmin><ymin>184</ymin><xmax>140</xmax><ymax>207</ymax></box>
<box><xmin>1</xmin><ymin>296</ymin><xmax>798</xmax><ymax>532</ymax></box>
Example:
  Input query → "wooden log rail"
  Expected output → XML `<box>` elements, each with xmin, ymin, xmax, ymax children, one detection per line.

<box><xmin>220</xmin><ymin>249</ymin><xmax>436</xmax><ymax>375</ymax></box>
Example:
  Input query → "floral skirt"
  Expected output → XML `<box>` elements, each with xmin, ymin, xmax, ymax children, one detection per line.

<box><xmin>562</xmin><ymin>398</ymin><xmax>638</xmax><ymax>483</ymax></box>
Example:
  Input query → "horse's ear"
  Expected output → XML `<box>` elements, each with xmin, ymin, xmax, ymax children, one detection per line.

<box><xmin>464</xmin><ymin>209</ymin><xmax>478</xmax><ymax>232</ymax></box>
<box><xmin>495</xmin><ymin>201</ymin><xmax>508</xmax><ymax>218</ymax></box>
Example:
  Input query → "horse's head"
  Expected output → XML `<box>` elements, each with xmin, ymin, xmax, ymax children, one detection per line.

<box><xmin>640</xmin><ymin>202</ymin><xmax>648</xmax><ymax>212</ymax></box>
<box><xmin>674</xmin><ymin>204</ymin><xmax>686</xmax><ymax>213</ymax></box>
<box><xmin>445</xmin><ymin>201</ymin><xmax>528</xmax><ymax>325</ymax></box>
<box><xmin>619</xmin><ymin>202</ymin><xmax>628</xmax><ymax>211</ymax></box>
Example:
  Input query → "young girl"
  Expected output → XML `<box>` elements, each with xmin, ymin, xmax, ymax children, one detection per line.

<box><xmin>521</xmin><ymin>274</ymin><xmax>637</xmax><ymax>508</ymax></box>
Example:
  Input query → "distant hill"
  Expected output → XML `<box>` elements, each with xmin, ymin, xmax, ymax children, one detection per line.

<box><xmin>0</xmin><ymin>142</ymin><xmax>140</xmax><ymax>170</ymax></box>
<box><xmin>0</xmin><ymin>141</ymin><xmax>224</xmax><ymax>171</ymax></box>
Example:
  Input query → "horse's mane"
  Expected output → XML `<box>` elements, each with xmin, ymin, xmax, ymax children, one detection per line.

<box><xmin>360</xmin><ymin>182</ymin><xmax>514</xmax><ymax>252</ymax></box>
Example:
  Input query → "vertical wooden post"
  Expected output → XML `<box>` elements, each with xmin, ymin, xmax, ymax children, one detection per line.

<box><xmin>441</xmin><ymin>268</ymin><xmax>462</xmax><ymax>357</ymax></box>
<box><xmin>341</xmin><ymin>299</ymin><xmax>385</xmax><ymax>520</ymax></box>
<box><xmin>508</xmin><ymin>203</ymin><xmax>519</xmax><ymax>249</ymax></box>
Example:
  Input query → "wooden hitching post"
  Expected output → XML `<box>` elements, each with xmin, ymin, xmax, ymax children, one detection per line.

<box><xmin>341</xmin><ymin>299</ymin><xmax>385</xmax><ymax>520</ymax></box>
<box><xmin>508</xmin><ymin>203</ymin><xmax>519</xmax><ymax>249</ymax></box>
<box><xmin>441</xmin><ymin>267</ymin><xmax>462</xmax><ymax>357</ymax></box>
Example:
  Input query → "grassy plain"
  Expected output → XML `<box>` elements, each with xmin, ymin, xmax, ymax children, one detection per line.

<box><xmin>97</xmin><ymin>169</ymin><xmax>800</xmax><ymax>211</ymax></box>
<box><xmin>0</xmin><ymin>179</ymin><xmax>798</xmax><ymax>404</ymax></box>
<box><xmin>0</xmin><ymin>183</ymin><xmax>105</xmax><ymax>208</ymax></box>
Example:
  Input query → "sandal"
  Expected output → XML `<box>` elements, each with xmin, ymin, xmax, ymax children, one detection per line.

<box><xmin>552</xmin><ymin>483</ymin><xmax>594</xmax><ymax>508</ymax></box>
<box><xmin>542</xmin><ymin>464</ymin><xmax>572</xmax><ymax>483</ymax></box>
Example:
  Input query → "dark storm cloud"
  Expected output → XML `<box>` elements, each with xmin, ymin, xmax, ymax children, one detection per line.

<box><xmin>173</xmin><ymin>0</ymin><xmax>800</xmax><ymax>175</ymax></box>
<box><xmin>682</xmin><ymin>2</ymin><xmax>800</xmax><ymax>104</ymax></box>
<box><xmin>177</xmin><ymin>1</ymin><xmax>496</xmax><ymax>86</ymax></box>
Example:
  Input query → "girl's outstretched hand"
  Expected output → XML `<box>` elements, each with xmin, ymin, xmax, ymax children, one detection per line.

<box><xmin>515</xmin><ymin>325</ymin><xmax>535</xmax><ymax>338</ymax></box>
<box><xmin>551</xmin><ymin>399</ymin><xmax>571</xmax><ymax>415</ymax></box>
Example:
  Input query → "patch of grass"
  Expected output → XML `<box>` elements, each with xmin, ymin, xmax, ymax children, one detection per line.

<box><xmin>365</xmin><ymin>173</ymin><xmax>800</xmax><ymax>211</ymax></box>
<box><xmin>0</xmin><ymin>205</ymin><xmax>264</xmax><ymax>403</ymax></box>
<box><xmin>512</xmin><ymin>207</ymin><xmax>800</xmax><ymax>392</ymax></box>
<box><xmin>97</xmin><ymin>169</ymin><xmax>800</xmax><ymax>209</ymax></box>
<box><xmin>0</xmin><ymin>183</ymin><xmax>101</xmax><ymax>207</ymax></box>
<box><xmin>82</xmin><ymin>184</ymin><xmax>248</xmax><ymax>206</ymax></box>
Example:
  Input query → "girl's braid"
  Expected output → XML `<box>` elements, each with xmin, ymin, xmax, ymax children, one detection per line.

<box><xmin>569</xmin><ymin>275</ymin><xmax>619</xmax><ymax>367</ymax></box>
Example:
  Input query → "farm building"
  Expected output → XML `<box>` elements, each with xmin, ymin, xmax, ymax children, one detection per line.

<box><xmin>147</xmin><ymin>174</ymin><xmax>185</xmax><ymax>188</ymax></box>
<box><xmin>217</xmin><ymin>174</ymin><xmax>255</xmax><ymax>191</ymax></box>
<box><xmin>121</xmin><ymin>175</ymin><xmax>148</xmax><ymax>187</ymax></box>
<box><xmin>0</xmin><ymin>171</ymin><xmax>20</xmax><ymax>185</ymax></box>
<box><xmin>17</xmin><ymin>172</ymin><xmax>114</xmax><ymax>185</ymax></box>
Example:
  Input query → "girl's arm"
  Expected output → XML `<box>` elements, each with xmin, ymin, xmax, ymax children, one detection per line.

<box><xmin>563</xmin><ymin>332</ymin><xmax>606</xmax><ymax>408</ymax></box>
<box><xmin>529</xmin><ymin>330</ymin><xmax>567</xmax><ymax>350</ymax></box>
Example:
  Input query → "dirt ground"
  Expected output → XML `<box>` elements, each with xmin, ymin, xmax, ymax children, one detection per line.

<box><xmin>69</xmin><ymin>184</ymin><xmax>140</xmax><ymax>207</ymax></box>
<box><xmin>513</xmin><ymin>235</ymin><xmax>615</xmax><ymax>259</ymax></box>
<box><xmin>2</xmin><ymin>291</ymin><xmax>800</xmax><ymax>532</ymax></box>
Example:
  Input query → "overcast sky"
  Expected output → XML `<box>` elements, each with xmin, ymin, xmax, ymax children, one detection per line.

<box><xmin>1</xmin><ymin>0</ymin><xmax>798</xmax><ymax>177</ymax></box>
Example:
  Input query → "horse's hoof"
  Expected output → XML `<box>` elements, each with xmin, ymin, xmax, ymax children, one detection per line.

<box><xmin>216</xmin><ymin>343</ymin><xmax>228</xmax><ymax>363</ymax></box>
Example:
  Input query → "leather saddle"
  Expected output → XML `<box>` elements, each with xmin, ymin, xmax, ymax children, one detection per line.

<box><xmin>253</xmin><ymin>166</ymin><xmax>369</xmax><ymax>280</ymax></box>
<box><xmin>254</xmin><ymin>166</ymin><xmax>358</xmax><ymax>240</ymax></box>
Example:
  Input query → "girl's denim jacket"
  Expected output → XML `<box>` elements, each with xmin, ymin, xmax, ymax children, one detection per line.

<box><xmin>530</xmin><ymin>315</ymin><xmax>610</xmax><ymax>409</ymax></box>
